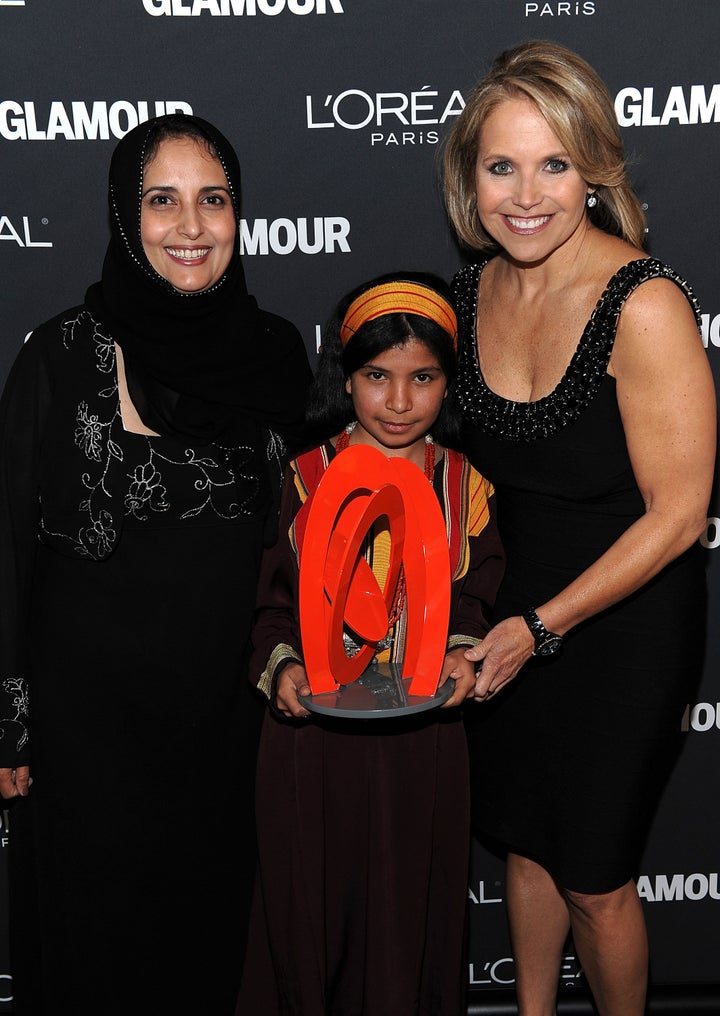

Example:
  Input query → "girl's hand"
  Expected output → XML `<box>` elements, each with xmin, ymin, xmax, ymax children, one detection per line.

<box><xmin>464</xmin><ymin>616</ymin><xmax>535</xmax><ymax>699</ymax></box>
<box><xmin>439</xmin><ymin>648</ymin><xmax>478</xmax><ymax>707</ymax></box>
<box><xmin>275</xmin><ymin>662</ymin><xmax>312</xmax><ymax>718</ymax></box>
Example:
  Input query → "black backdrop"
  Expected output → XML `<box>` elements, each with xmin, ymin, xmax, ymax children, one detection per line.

<box><xmin>1</xmin><ymin>0</ymin><xmax>719</xmax><ymax>1010</ymax></box>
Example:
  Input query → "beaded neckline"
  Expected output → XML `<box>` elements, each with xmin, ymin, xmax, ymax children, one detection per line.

<box><xmin>452</xmin><ymin>257</ymin><xmax>701</xmax><ymax>443</ymax></box>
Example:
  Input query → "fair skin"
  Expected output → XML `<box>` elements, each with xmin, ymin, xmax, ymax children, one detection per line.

<box><xmin>464</xmin><ymin>97</ymin><xmax>716</xmax><ymax>1016</ymax></box>
<box><xmin>0</xmin><ymin>135</ymin><xmax>237</xmax><ymax>800</ymax></box>
<box><xmin>275</xmin><ymin>336</ymin><xmax>479</xmax><ymax>719</ymax></box>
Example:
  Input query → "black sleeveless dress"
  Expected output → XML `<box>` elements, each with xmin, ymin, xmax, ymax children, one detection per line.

<box><xmin>453</xmin><ymin>257</ymin><xmax>707</xmax><ymax>894</ymax></box>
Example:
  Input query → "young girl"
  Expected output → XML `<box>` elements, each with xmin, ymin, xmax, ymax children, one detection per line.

<box><xmin>237</xmin><ymin>273</ymin><xmax>505</xmax><ymax>1016</ymax></box>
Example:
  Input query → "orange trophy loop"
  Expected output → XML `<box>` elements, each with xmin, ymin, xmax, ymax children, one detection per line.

<box><xmin>298</xmin><ymin>444</ymin><xmax>451</xmax><ymax>697</ymax></box>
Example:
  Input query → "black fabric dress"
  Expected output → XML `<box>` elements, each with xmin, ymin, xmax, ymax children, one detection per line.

<box><xmin>0</xmin><ymin>306</ymin><xmax>298</xmax><ymax>1015</ymax></box>
<box><xmin>453</xmin><ymin>257</ymin><xmax>707</xmax><ymax>895</ymax></box>
<box><xmin>0</xmin><ymin>113</ymin><xmax>313</xmax><ymax>1016</ymax></box>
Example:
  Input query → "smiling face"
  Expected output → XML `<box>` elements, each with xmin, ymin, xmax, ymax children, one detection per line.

<box><xmin>474</xmin><ymin>96</ymin><xmax>593</xmax><ymax>265</ymax></box>
<box><xmin>140</xmin><ymin>136</ymin><xmax>236</xmax><ymax>293</ymax></box>
<box><xmin>344</xmin><ymin>337</ymin><xmax>447</xmax><ymax>465</ymax></box>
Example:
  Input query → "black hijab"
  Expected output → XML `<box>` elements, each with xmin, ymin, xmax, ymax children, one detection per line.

<box><xmin>85</xmin><ymin>113</ymin><xmax>310</xmax><ymax>444</ymax></box>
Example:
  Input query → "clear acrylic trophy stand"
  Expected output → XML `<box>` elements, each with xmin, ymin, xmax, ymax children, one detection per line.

<box><xmin>300</xmin><ymin>661</ymin><xmax>453</xmax><ymax>719</ymax></box>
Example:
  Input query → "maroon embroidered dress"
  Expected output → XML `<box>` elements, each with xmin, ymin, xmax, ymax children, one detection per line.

<box><xmin>237</xmin><ymin>440</ymin><xmax>504</xmax><ymax>1016</ymax></box>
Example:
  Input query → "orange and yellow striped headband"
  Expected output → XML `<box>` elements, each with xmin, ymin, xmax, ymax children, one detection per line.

<box><xmin>339</xmin><ymin>281</ymin><xmax>458</xmax><ymax>349</ymax></box>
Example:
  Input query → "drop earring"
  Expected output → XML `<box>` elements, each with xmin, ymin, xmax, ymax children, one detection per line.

<box><xmin>587</xmin><ymin>192</ymin><xmax>597</xmax><ymax>208</ymax></box>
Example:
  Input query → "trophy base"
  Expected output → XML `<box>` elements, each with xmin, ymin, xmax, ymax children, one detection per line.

<box><xmin>302</xmin><ymin>662</ymin><xmax>454</xmax><ymax>718</ymax></box>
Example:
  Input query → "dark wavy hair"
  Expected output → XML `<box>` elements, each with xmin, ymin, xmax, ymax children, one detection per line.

<box><xmin>305</xmin><ymin>271</ymin><xmax>462</xmax><ymax>449</ymax></box>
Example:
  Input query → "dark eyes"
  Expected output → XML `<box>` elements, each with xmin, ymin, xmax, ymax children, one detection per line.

<box><xmin>146</xmin><ymin>191</ymin><xmax>228</xmax><ymax>207</ymax></box>
<box><xmin>363</xmin><ymin>371</ymin><xmax>437</xmax><ymax>383</ymax></box>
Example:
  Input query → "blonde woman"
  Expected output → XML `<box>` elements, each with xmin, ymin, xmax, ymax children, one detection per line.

<box><xmin>443</xmin><ymin>40</ymin><xmax>715</xmax><ymax>1016</ymax></box>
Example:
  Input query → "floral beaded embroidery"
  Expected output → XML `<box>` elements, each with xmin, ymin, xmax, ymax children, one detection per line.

<box><xmin>39</xmin><ymin>308</ymin><xmax>278</xmax><ymax>560</ymax></box>
<box><xmin>0</xmin><ymin>676</ymin><xmax>29</xmax><ymax>754</ymax></box>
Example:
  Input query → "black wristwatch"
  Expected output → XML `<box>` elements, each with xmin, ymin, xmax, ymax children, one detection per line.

<box><xmin>522</xmin><ymin>608</ymin><xmax>564</xmax><ymax>657</ymax></box>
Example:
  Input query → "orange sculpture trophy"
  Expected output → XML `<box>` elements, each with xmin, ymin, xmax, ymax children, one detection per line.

<box><xmin>298</xmin><ymin>444</ymin><xmax>452</xmax><ymax>716</ymax></box>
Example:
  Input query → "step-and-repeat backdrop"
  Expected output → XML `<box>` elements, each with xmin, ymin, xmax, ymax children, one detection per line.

<box><xmin>1</xmin><ymin>0</ymin><xmax>718</xmax><ymax>1010</ymax></box>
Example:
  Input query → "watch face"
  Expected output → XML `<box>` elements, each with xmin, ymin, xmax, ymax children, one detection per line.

<box><xmin>536</xmin><ymin>636</ymin><xmax>563</xmax><ymax>657</ymax></box>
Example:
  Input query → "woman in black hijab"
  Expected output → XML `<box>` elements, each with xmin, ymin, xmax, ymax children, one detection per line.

<box><xmin>0</xmin><ymin>113</ymin><xmax>312</xmax><ymax>1016</ymax></box>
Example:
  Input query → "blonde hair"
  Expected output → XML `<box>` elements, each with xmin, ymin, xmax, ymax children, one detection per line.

<box><xmin>443</xmin><ymin>40</ymin><xmax>646</xmax><ymax>251</ymax></box>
